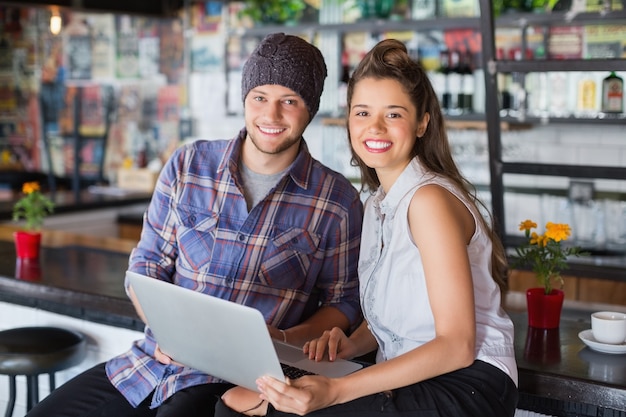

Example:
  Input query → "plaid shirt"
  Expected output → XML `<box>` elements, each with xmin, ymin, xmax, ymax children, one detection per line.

<box><xmin>106</xmin><ymin>129</ymin><xmax>363</xmax><ymax>408</ymax></box>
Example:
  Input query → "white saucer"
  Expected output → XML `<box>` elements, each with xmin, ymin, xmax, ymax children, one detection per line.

<box><xmin>578</xmin><ymin>329</ymin><xmax>626</xmax><ymax>354</ymax></box>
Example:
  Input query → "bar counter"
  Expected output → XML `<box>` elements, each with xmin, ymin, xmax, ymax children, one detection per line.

<box><xmin>0</xmin><ymin>226</ymin><xmax>624</xmax><ymax>415</ymax></box>
<box><xmin>0</xmin><ymin>225</ymin><xmax>142</xmax><ymax>330</ymax></box>
<box><xmin>0</xmin><ymin>188</ymin><xmax>152</xmax><ymax>220</ymax></box>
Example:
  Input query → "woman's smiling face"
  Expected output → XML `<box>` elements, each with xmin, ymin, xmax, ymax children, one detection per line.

<box><xmin>348</xmin><ymin>77</ymin><xmax>428</xmax><ymax>187</ymax></box>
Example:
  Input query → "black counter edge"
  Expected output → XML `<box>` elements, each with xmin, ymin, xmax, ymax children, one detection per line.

<box><xmin>519</xmin><ymin>371</ymin><xmax>626</xmax><ymax>413</ymax></box>
<box><xmin>0</xmin><ymin>277</ymin><xmax>144</xmax><ymax>331</ymax></box>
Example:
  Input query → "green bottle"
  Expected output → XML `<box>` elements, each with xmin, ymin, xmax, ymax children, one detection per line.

<box><xmin>601</xmin><ymin>71</ymin><xmax>624</xmax><ymax>113</ymax></box>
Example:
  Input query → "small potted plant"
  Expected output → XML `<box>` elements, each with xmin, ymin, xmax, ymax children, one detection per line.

<box><xmin>239</xmin><ymin>0</ymin><xmax>306</xmax><ymax>25</ymax></box>
<box><xmin>512</xmin><ymin>219</ymin><xmax>586</xmax><ymax>328</ymax></box>
<box><xmin>12</xmin><ymin>181</ymin><xmax>55</xmax><ymax>260</ymax></box>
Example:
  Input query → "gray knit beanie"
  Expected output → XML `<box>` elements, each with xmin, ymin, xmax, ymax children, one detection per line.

<box><xmin>241</xmin><ymin>33</ymin><xmax>327</xmax><ymax>119</ymax></box>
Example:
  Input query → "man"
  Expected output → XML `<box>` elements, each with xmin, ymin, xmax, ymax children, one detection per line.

<box><xmin>27</xmin><ymin>33</ymin><xmax>363</xmax><ymax>417</ymax></box>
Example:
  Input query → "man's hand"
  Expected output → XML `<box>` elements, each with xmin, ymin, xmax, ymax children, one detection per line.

<box><xmin>154</xmin><ymin>344</ymin><xmax>174</xmax><ymax>365</ymax></box>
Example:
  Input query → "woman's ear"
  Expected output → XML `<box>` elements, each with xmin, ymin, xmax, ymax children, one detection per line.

<box><xmin>416</xmin><ymin>113</ymin><xmax>430</xmax><ymax>137</ymax></box>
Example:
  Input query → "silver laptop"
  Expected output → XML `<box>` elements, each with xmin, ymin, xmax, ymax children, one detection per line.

<box><xmin>126</xmin><ymin>271</ymin><xmax>363</xmax><ymax>392</ymax></box>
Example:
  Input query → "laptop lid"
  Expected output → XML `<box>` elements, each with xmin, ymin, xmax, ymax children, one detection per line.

<box><xmin>126</xmin><ymin>271</ymin><xmax>362</xmax><ymax>392</ymax></box>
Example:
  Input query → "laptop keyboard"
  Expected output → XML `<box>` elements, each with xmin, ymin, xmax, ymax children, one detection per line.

<box><xmin>280</xmin><ymin>363</ymin><xmax>315</xmax><ymax>379</ymax></box>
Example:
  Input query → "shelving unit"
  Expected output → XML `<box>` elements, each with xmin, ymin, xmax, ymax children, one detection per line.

<box><xmin>479</xmin><ymin>0</ymin><xmax>626</xmax><ymax>285</ymax></box>
<box><xmin>40</xmin><ymin>84</ymin><xmax>114</xmax><ymax>195</ymax></box>
<box><xmin>227</xmin><ymin>5</ymin><xmax>626</xmax><ymax>281</ymax></box>
<box><xmin>477</xmin><ymin>1</ymin><xmax>626</xmax><ymax>250</ymax></box>
<box><xmin>224</xmin><ymin>15</ymin><xmax>483</xmax><ymax>118</ymax></box>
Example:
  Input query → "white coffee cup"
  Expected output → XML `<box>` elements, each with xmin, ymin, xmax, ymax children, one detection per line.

<box><xmin>591</xmin><ymin>311</ymin><xmax>626</xmax><ymax>345</ymax></box>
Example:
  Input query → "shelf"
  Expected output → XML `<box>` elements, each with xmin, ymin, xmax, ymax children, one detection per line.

<box><xmin>494</xmin><ymin>58</ymin><xmax>626</xmax><ymax>73</ymax></box>
<box><xmin>496</xmin><ymin>10</ymin><xmax>626</xmax><ymax>26</ymax></box>
<box><xmin>231</xmin><ymin>9</ymin><xmax>626</xmax><ymax>38</ymax></box>
<box><xmin>500</xmin><ymin>162</ymin><xmax>626</xmax><ymax>180</ymax></box>
<box><xmin>229</xmin><ymin>16</ymin><xmax>481</xmax><ymax>37</ymax></box>
<box><xmin>501</xmin><ymin>114</ymin><xmax>626</xmax><ymax>125</ymax></box>
<box><xmin>323</xmin><ymin>114</ymin><xmax>533</xmax><ymax>131</ymax></box>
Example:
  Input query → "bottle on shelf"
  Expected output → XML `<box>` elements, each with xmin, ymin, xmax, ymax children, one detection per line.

<box><xmin>601</xmin><ymin>71</ymin><xmax>624</xmax><ymax>114</ymax></box>
<box><xmin>459</xmin><ymin>50</ymin><xmax>474</xmax><ymax>114</ymax></box>
<box><xmin>472</xmin><ymin>52</ymin><xmax>485</xmax><ymax>114</ymax></box>
<box><xmin>525</xmin><ymin>72</ymin><xmax>549</xmax><ymax>118</ymax></box>
<box><xmin>507</xmin><ymin>48</ymin><xmax>528</xmax><ymax>119</ymax></box>
<box><xmin>437</xmin><ymin>49</ymin><xmax>451</xmax><ymax>114</ymax></box>
<box><xmin>338</xmin><ymin>51</ymin><xmax>350</xmax><ymax>111</ymax></box>
<box><xmin>548</xmin><ymin>72</ymin><xmax>574</xmax><ymax>118</ymax></box>
<box><xmin>411</xmin><ymin>0</ymin><xmax>436</xmax><ymax>19</ymax></box>
<box><xmin>447</xmin><ymin>49</ymin><xmax>463</xmax><ymax>116</ymax></box>
<box><xmin>495</xmin><ymin>48</ymin><xmax>512</xmax><ymax>116</ymax></box>
<box><xmin>575</xmin><ymin>73</ymin><xmax>598</xmax><ymax>118</ymax></box>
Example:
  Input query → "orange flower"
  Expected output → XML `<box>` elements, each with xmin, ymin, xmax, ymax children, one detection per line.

<box><xmin>12</xmin><ymin>182</ymin><xmax>55</xmax><ymax>231</ymax></box>
<box><xmin>545</xmin><ymin>222</ymin><xmax>571</xmax><ymax>242</ymax></box>
<box><xmin>513</xmin><ymin>219</ymin><xmax>585</xmax><ymax>294</ymax></box>
<box><xmin>22</xmin><ymin>181</ymin><xmax>41</xmax><ymax>195</ymax></box>
<box><xmin>519</xmin><ymin>219</ymin><xmax>537</xmax><ymax>232</ymax></box>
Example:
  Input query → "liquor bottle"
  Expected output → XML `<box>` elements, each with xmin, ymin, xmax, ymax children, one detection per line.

<box><xmin>438</xmin><ymin>49</ymin><xmax>451</xmax><ymax>113</ymax></box>
<box><xmin>472</xmin><ymin>52</ymin><xmax>485</xmax><ymax>114</ymax></box>
<box><xmin>459</xmin><ymin>51</ymin><xmax>474</xmax><ymax>113</ymax></box>
<box><xmin>412</xmin><ymin>0</ymin><xmax>436</xmax><ymax>19</ymax></box>
<box><xmin>338</xmin><ymin>51</ymin><xmax>350</xmax><ymax>111</ymax></box>
<box><xmin>447</xmin><ymin>50</ymin><xmax>462</xmax><ymax>115</ymax></box>
<box><xmin>526</xmin><ymin>72</ymin><xmax>549</xmax><ymax>118</ymax></box>
<box><xmin>495</xmin><ymin>48</ymin><xmax>512</xmax><ymax>116</ymax></box>
<box><xmin>548</xmin><ymin>72</ymin><xmax>573</xmax><ymax>117</ymax></box>
<box><xmin>601</xmin><ymin>71</ymin><xmax>624</xmax><ymax>114</ymax></box>
<box><xmin>576</xmin><ymin>74</ymin><xmax>598</xmax><ymax>116</ymax></box>
<box><xmin>507</xmin><ymin>48</ymin><xmax>526</xmax><ymax>117</ymax></box>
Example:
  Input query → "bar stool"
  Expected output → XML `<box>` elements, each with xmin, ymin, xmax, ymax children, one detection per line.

<box><xmin>0</xmin><ymin>326</ymin><xmax>87</xmax><ymax>417</ymax></box>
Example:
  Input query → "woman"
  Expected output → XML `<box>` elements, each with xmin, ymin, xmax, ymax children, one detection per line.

<box><xmin>215</xmin><ymin>38</ymin><xmax>518</xmax><ymax>417</ymax></box>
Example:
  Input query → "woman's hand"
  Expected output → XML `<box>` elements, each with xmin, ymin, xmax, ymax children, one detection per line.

<box><xmin>304</xmin><ymin>326</ymin><xmax>356</xmax><ymax>362</ymax></box>
<box><xmin>257</xmin><ymin>375</ymin><xmax>340</xmax><ymax>416</ymax></box>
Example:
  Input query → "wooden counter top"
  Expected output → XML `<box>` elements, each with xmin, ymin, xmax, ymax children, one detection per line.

<box><xmin>0</xmin><ymin>224</ymin><xmax>142</xmax><ymax>329</ymax></box>
<box><xmin>0</xmin><ymin>224</ymin><xmax>138</xmax><ymax>253</ymax></box>
<box><xmin>0</xmin><ymin>188</ymin><xmax>152</xmax><ymax>221</ymax></box>
<box><xmin>0</xmin><ymin>225</ymin><xmax>624</xmax><ymax>414</ymax></box>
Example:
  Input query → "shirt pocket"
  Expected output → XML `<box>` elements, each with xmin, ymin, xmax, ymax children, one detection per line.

<box><xmin>176</xmin><ymin>205</ymin><xmax>218</xmax><ymax>272</ymax></box>
<box><xmin>259</xmin><ymin>226</ymin><xmax>321</xmax><ymax>289</ymax></box>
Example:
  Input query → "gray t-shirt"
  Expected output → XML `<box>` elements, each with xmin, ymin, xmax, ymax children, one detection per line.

<box><xmin>240</xmin><ymin>162</ymin><xmax>286</xmax><ymax>211</ymax></box>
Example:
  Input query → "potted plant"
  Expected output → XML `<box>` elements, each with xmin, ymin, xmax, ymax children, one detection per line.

<box><xmin>12</xmin><ymin>181</ymin><xmax>55</xmax><ymax>260</ymax></box>
<box><xmin>512</xmin><ymin>219</ymin><xmax>586</xmax><ymax>329</ymax></box>
<box><xmin>239</xmin><ymin>0</ymin><xmax>306</xmax><ymax>25</ymax></box>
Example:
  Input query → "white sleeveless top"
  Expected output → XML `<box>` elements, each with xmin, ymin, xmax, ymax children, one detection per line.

<box><xmin>359</xmin><ymin>158</ymin><xmax>518</xmax><ymax>385</ymax></box>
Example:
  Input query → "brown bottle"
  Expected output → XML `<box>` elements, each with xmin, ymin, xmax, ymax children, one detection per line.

<box><xmin>601</xmin><ymin>71</ymin><xmax>624</xmax><ymax>113</ymax></box>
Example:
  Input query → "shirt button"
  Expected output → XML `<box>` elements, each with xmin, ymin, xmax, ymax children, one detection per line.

<box><xmin>238</xmin><ymin>234</ymin><xmax>246</xmax><ymax>242</ymax></box>
<box><xmin>226</xmin><ymin>277</ymin><xmax>233</xmax><ymax>284</ymax></box>
<box><xmin>291</xmin><ymin>238</ymin><xmax>298</xmax><ymax>244</ymax></box>
<box><xmin>189</xmin><ymin>215</ymin><xmax>196</xmax><ymax>223</ymax></box>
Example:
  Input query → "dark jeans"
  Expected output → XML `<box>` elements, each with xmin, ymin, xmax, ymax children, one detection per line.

<box><xmin>26</xmin><ymin>362</ymin><xmax>234</xmax><ymax>417</ymax></box>
<box><xmin>215</xmin><ymin>360</ymin><xmax>518</xmax><ymax>417</ymax></box>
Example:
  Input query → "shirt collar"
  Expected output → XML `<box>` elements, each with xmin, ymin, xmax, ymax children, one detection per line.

<box><xmin>373</xmin><ymin>158</ymin><xmax>430</xmax><ymax>216</ymax></box>
<box><xmin>218</xmin><ymin>128</ymin><xmax>314</xmax><ymax>191</ymax></box>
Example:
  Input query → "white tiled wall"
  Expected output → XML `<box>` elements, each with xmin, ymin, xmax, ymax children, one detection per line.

<box><xmin>0</xmin><ymin>302</ymin><xmax>144</xmax><ymax>417</ymax></box>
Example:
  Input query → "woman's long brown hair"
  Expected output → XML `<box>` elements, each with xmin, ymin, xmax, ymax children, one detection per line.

<box><xmin>347</xmin><ymin>39</ymin><xmax>508</xmax><ymax>294</ymax></box>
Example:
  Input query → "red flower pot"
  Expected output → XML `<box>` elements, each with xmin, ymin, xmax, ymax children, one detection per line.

<box><xmin>13</xmin><ymin>231</ymin><xmax>42</xmax><ymax>260</ymax></box>
<box><xmin>524</xmin><ymin>326</ymin><xmax>561</xmax><ymax>365</ymax></box>
<box><xmin>526</xmin><ymin>288</ymin><xmax>564</xmax><ymax>329</ymax></box>
<box><xmin>15</xmin><ymin>258</ymin><xmax>42</xmax><ymax>281</ymax></box>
